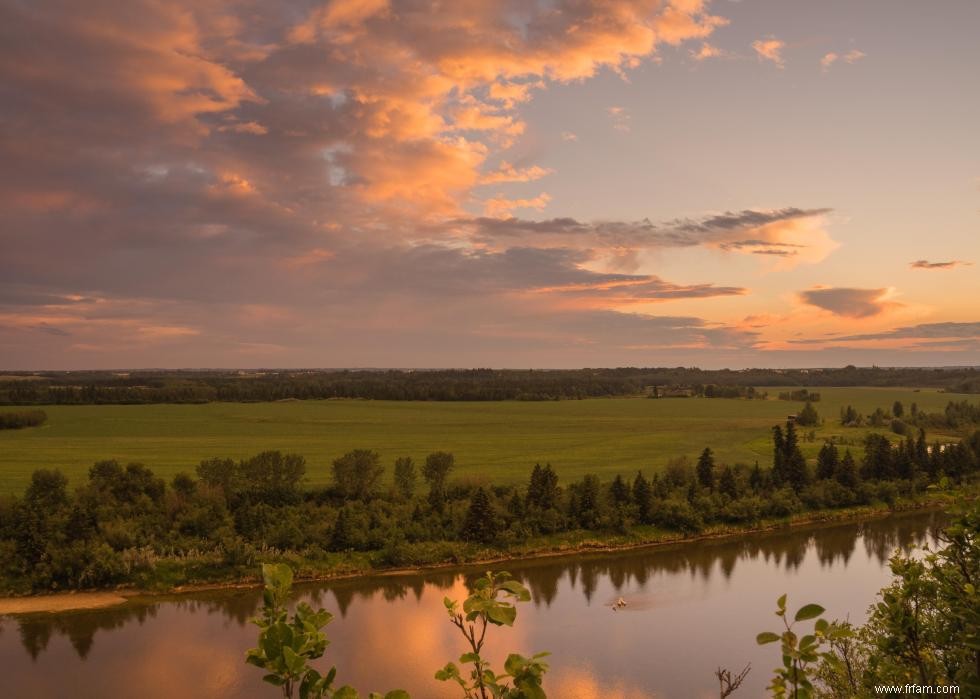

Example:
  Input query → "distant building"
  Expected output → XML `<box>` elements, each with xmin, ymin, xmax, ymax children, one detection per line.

<box><xmin>650</xmin><ymin>385</ymin><xmax>696</xmax><ymax>398</ymax></box>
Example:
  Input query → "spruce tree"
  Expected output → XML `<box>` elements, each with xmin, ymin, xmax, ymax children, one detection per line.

<box><xmin>632</xmin><ymin>471</ymin><xmax>653</xmax><ymax>524</ymax></box>
<box><xmin>719</xmin><ymin>465</ymin><xmax>738</xmax><ymax>499</ymax></box>
<box><xmin>836</xmin><ymin>450</ymin><xmax>858</xmax><ymax>489</ymax></box>
<box><xmin>915</xmin><ymin>428</ymin><xmax>929</xmax><ymax>470</ymax></box>
<box><xmin>610</xmin><ymin>474</ymin><xmax>630</xmax><ymax>505</ymax></box>
<box><xmin>576</xmin><ymin>475</ymin><xmax>602</xmax><ymax>529</ymax></box>
<box><xmin>816</xmin><ymin>442</ymin><xmax>839</xmax><ymax>480</ymax></box>
<box><xmin>460</xmin><ymin>487</ymin><xmax>498</xmax><ymax>543</ymax></box>
<box><xmin>696</xmin><ymin>447</ymin><xmax>715</xmax><ymax>491</ymax></box>
<box><xmin>526</xmin><ymin>462</ymin><xmax>560</xmax><ymax>511</ymax></box>
<box><xmin>784</xmin><ymin>421</ymin><xmax>809</xmax><ymax>491</ymax></box>
<box><xmin>330</xmin><ymin>507</ymin><xmax>354</xmax><ymax>551</ymax></box>
<box><xmin>749</xmin><ymin>462</ymin><xmax>765</xmax><ymax>492</ymax></box>
<box><xmin>772</xmin><ymin>425</ymin><xmax>786</xmax><ymax>486</ymax></box>
<box><xmin>797</xmin><ymin>401</ymin><xmax>820</xmax><ymax>427</ymax></box>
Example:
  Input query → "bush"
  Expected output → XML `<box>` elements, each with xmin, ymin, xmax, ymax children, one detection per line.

<box><xmin>654</xmin><ymin>498</ymin><xmax>704</xmax><ymax>533</ymax></box>
<box><xmin>767</xmin><ymin>488</ymin><xmax>804</xmax><ymax>518</ymax></box>
<box><xmin>718</xmin><ymin>496</ymin><xmax>764</xmax><ymax>524</ymax></box>
<box><xmin>800</xmin><ymin>481</ymin><xmax>856</xmax><ymax>510</ymax></box>
<box><xmin>0</xmin><ymin>409</ymin><xmax>47</xmax><ymax>430</ymax></box>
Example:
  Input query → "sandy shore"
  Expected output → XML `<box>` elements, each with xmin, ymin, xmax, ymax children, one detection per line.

<box><xmin>0</xmin><ymin>592</ymin><xmax>128</xmax><ymax>615</ymax></box>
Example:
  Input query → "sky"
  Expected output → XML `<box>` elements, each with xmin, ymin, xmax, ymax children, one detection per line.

<box><xmin>0</xmin><ymin>0</ymin><xmax>978</xmax><ymax>370</ymax></box>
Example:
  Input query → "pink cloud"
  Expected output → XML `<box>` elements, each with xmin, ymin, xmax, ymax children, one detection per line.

<box><xmin>752</xmin><ymin>37</ymin><xmax>785</xmax><ymax>66</ymax></box>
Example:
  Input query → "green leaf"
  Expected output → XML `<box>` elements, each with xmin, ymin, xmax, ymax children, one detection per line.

<box><xmin>458</xmin><ymin>652</ymin><xmax>480</xmax><ymax>664</ymax></box>
<box><xmin>283</xmin><ymin>646</ymin><xmax>307</xmax><ymax>676</ymax></box>
<box><xmin>383</xmin><ymin>691</ymin><xmax>411</xmax><ymax>699</ymax></box>
<box><xmin>435</xmin><ymin>663</ymin><xmax>460</xmax><ymax>681</ymax></box>
<box><xmin>757</xmin><ymin>632</ymin><xmax>780</xmax><ymax>645</ymax></box>
<box><xmin>777</xmin><ymin>594</ymin><xmax>787</xmax><ymax>610</ymax></box>
<box><xmin>504</xmin><ymin>653</ymin><xmax>528</xmax><ymax>675</ymax></box>
<box><xmin>794</xmin><ymin>604</ymin><xmax>825</xmax><ymax>622</ymax></box>
<box><xmin>486</xmin><ymin>604</ymin><xmax>517</xmax><ymax>626</ymax></box>
<box><xmin>333</xmin><ymin>686</ymin><xmax>361</xmax><ymax>699</ymax></box>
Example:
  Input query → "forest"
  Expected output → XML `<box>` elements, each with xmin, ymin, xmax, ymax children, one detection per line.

<box><xmin>1</xmin><ymin>365</ymin><xmax>979</xmax><ymax>404</ymax></box>
<box><xmin>1</xmin><ymin>420</ymin><xmax>977</xmax><ymax>595</ymax></box>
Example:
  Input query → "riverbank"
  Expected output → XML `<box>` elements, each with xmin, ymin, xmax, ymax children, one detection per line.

<box><xmin>0</xmin><ymin>591</ymin><xmax>128</xmax><ymax>614</ymax></box>
<box><xmin>1</xmin><ymin>488</ymin><xmax>966</xmax><ymax>615</ymax></box>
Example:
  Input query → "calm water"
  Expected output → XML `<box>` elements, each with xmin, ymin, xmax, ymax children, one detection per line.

<box><xmin>0</xmin><ymin>510</ymin><xmax>948</xmax><ymax>699</ymax></box>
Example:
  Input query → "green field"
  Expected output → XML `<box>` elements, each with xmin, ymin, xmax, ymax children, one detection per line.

<box><xmin>0</xmin><ymin>387</ymin><xmax>972</xmax><ymax>495</ymax></box>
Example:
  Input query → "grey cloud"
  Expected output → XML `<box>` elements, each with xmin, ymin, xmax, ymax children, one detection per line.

<box><xmin>30</xmin><ymin>323</ymin><xmax>71</xmax><ymax>337</ymax></box>
<box><xmin>671</xmin><ymin>208</ymin><xmax>832</xmax><ymax>233</ymax></box>
<box><xmin>798</xmin><ymin>287</ymin><xmax>891</xmax><ymax>318</ymax></box>
<box><xmin>464</xmin><ymin>207</ymin><xmax>831</xmax><ymax>251</ymax></box>
<box><xmin>909</xmin><ymin>259</ymin><xmax>972</xmax><ymax>270</ymax></box>
<box><xmin>789</xmin><ymin>321</ymin><xmax>980</xmax><ymax>344</ymax></box>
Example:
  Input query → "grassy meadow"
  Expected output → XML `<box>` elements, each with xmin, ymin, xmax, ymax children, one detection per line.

<box><xmin>0</xmin><ymin>386</ymin><xmax>972</xmax><ymax>495</ymax></box>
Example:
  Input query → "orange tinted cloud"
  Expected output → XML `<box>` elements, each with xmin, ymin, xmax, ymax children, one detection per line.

<box><xmin>484</xmin><ymin>193</ymin><xmax>552</xmax><ymax>218</ymax></box>
<box><xmin>274</xmin><ymin>0</ymin><xmax>727</xmax><ymax>214</ymax></box>
<box><xmin>752</xmin><ymin>37</ymin><xmax>785</xmax><ymax>66</ymax></box>
<box><xmin>479</xmin><ymin>162</ymin><xmax>553</xmax><ymax>185</ymax></box>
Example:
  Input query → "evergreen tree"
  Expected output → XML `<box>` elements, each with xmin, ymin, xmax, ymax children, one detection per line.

<box><xmin>892</xmin><ymin>400</ymin><xmax>904</xmax><ymax>418</ymax></box>
<box><xmin>836</xmin><ymin>449</ymin><xmax>858</xmax><ymax>489</ymax></box>
<box><xmin>330</xmin><ymin>507</ymin><xmax>354</xmax><ymax>551</ymax></box>
<box><xmin>783</xmin><ymin>421</ymin><xmax>809</xmax><ymax>491</ymax></box>
<box><xmin>573</xmin><ymin>475</ymin><xmax>602</xmax><ymax>529</ymax></box>
<box><xmin>928</xmin><ymin>441</ymin><xmax>943</xmax><ymax>479</ymax></box>
<box><xmin>632</xmin><ymin>471</ymin><xmax>653</xmax><ymax>524</ymax></box>
<box><xmin>460</xmin><ymin>487</ymin><xmax>498</xmax><ymax>543</ymax></box>
<box><xmin>610</xmin><ymin>474</ymin><xmax>630</xmax><ymax>505</ymax></box>
<box><xmin>393</xmin><ymin>456</ymin><xmax>416</xmax><ymax>500</ymax></box>
<box><xmin>772</xmin><ymin>425</ymin><xmax>786</xmax><ymax>485</ymax></box>
<box><xmin>696</xmin><ymin>447</ymin><xmax>715</xmax><ymax>491</ymax></box>
<box><xmin>895</xmin><ymin>439</ymin><xmax>915</xmax><ymax>480</ymax></box>
<box><xmin>526</xmin><ymin>463</ymin><xmax>560</xmax><ymax>511</ymax></box>
<box><xmin>914</xmin><ymin>428</ymin><xmax>929</xmax><ymax>470</ymax></box>
<box><xmin>506</xmin><ymin>491</ymin><xmax>525</xmax><ymax>518</ymax></box>
<box><xmin>749</xmin><ymin>462</ymin><xmax>765</xmax><ymax>492</ymax></box>
<box><xmin>797</xmin><ymin>401</ymin><xmax>820</xmax><ymax>427</ymax></box>
<box><xmin>816</xmin><ymin>442</ymin><xmax>839</xmax><ymax>480</ymax></box>
<box><xmin>719</xmin><ymin>465</ymin><xmax>738</xmax><ymax>499</ymax></box>
<box><xmin>862</xmin><ymin>433</ymin><xmax>895</xmax><ymax>480</ymax></box>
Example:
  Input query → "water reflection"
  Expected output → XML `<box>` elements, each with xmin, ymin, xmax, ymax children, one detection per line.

<box><xmin>0</xmin><ymin>510</ymin><xmax>947</xmax><ymax>699</ymax></box>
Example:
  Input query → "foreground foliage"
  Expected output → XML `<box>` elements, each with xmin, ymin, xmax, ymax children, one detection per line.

<box><xmin>247</xmin><ymin>566</ymin><xmax>541</xmax><ymax>699</ymax></box>
<box><xmin>437</xmin><ymin>571</ymin><xmax>549</xmax><ymax>699</ymax></box>
<box><xmin>759</xmin><ymin>496</ymin><xmax>980</xmax><ymax>697</ymax></box>
<box><xmin>247</xmin><ymin>562</ymin><xmax>409</xmax><ymax>699</ymax></box>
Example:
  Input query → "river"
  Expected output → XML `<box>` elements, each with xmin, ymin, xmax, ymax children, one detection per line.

<box><xmin>0</xmin><ymin>509</ymin><xmax>948</xmax><ymax>698</ymax></box>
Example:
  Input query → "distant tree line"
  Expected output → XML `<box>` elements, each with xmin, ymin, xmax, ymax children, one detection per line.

<box><xmin>0</xmin><ymin>425</ymin><xmax>977</xmax><ymax>594</ymax></box>
<box><xmin>778</xmin><ymin>389</ymin><xmax>820</xmax><ymax>402</ymax></box>
<box><xmin>2</xmin><ymin>365</ymin><xmax>980</xmax><ymax>405</ymax></box>
<box><xmin>840</xmin><ymin>399</ymin><xmax>980</xmax><ymax>435</ymax></box>
<box><xmin>0</xmin><ymin>410</ymin><xmax>47</xmax><ymax>430</ymax></box>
